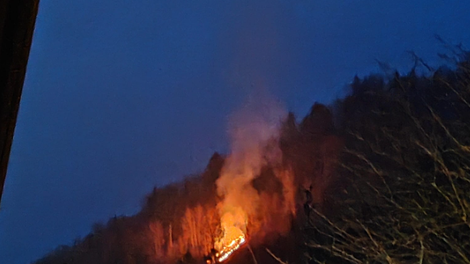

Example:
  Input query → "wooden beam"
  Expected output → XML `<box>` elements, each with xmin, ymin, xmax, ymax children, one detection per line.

<box><xmin>0</xmin><ymin>0</ymin><xmax>40</xmax><ymax>204</ymax></box>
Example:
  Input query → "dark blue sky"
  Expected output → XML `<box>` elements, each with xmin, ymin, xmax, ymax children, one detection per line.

<box><xmin>1</xmin><ymin>1</ymin><xmax>469</xmax><ymax>263</ymax></box>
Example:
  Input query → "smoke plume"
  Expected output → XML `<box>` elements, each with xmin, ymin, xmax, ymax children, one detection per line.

<box><xmin>216</xmin><ymin>92</ymin><xmax>292</xmax><ymax>241</ymax></box>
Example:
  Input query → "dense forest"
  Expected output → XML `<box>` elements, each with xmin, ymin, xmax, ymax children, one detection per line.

<box><xmin>35</xmin><ymin>50</ymin><xmax>470</xmax><ymax>264</ymax></box>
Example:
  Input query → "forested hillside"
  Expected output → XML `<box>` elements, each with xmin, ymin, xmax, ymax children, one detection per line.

<box><xmin>35</xmin><ymin>51</ymin><xmax>470</xmax><ymax>264</ymax></box>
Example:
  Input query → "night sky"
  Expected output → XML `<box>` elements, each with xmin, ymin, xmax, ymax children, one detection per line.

<box><xmin>1</xmin><ymin>1</ymin><xmax>470</xmax><ymax>263</ymax></box>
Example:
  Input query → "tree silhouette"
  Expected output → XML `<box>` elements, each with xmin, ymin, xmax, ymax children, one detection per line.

<box><xmin>305</xmin><ymin>51</ymin><xmax>470</xmax><ymax>264</ymax></box>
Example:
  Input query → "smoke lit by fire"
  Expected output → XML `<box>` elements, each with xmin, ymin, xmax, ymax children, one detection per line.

<box><xmin>214</xmin><ymin>94</ymin><xmax>296</xmax><ymax>261</ymax></box>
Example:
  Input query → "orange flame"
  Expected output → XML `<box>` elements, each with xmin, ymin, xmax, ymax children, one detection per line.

<box><xmin>215</xmin><ymin>232</ymin><xmax>245</xmax><ymax>262</ymax></box>
<box><xmin>214</xmin><ymin>209</ymin><xmax>247</xmax><ymax>262</ymax></box>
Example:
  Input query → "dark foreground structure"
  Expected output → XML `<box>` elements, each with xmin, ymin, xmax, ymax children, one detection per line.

<box><xmin>0</xmin><ymin>0</ymin><xmax>39</xmax><ymax>204</ymax></box>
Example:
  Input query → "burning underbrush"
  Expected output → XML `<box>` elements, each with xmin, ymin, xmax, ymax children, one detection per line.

<box><xmin>213</xmin><ymin>207</ymin><xmax>247</xmax><ymax>262</ymax></box>
<box><xmin>214</xmin><ymin>224</ymin><xmax>246</xmax><ymax>262</ymax></box>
